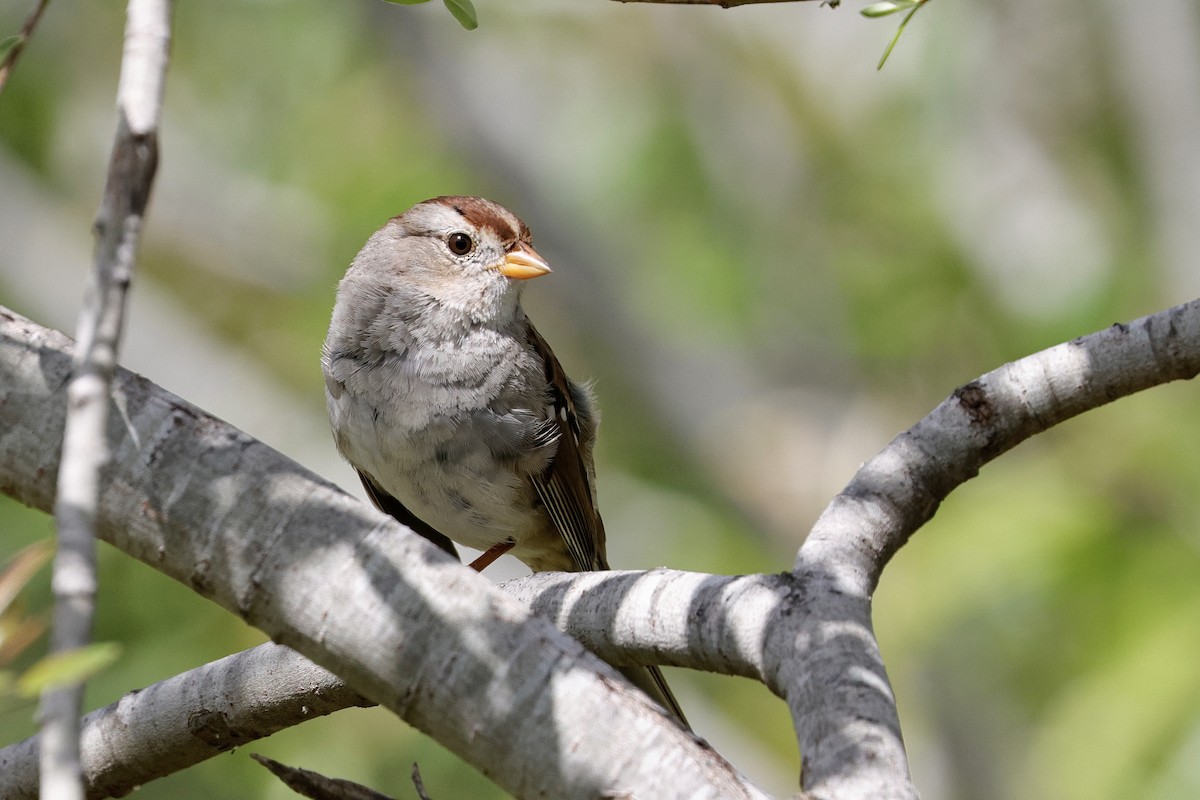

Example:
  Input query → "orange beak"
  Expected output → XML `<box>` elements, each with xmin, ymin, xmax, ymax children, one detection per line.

<box><xmin>497</xmin><ymin>242</ymin><xmax>552</xmax><ymax>280</ymax></box>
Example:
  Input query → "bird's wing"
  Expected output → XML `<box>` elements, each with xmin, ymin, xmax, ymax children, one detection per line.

<box><xmin>523</xmin><ymin>321</ymin><xmax>608</xmax><ymax>572</ymax></box>
<box><xmin>357</xmin><ymin>470</ymin><xmax>460</xmax><ymax>561</ymax></box>
<box><xmin>524</xmin><ymin>322</ymin><xmax>691</xmax><ymax>728</ymax></box>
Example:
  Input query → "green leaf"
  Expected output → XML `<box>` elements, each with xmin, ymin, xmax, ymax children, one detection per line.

<box><xmin>0</xmin><ymin>35</ymin><xmax>24</xmax><ymax>63</ymax></box>
<box><xmin>442</xmin><ymin>0</ymin><xmax>478</xmax><ymax>30</ymax></box>
<box><xmin>378</xmin><ymin>0</ymin><xmax>476</xmax><ymax>29</ymax></box>
<box><xmin>874</xmin><ymin>2</ymin><xmax>924</xmax><ymax>70</ymax></box>
<box><xmin>861</xmin><ymin>1</ymin><xmax>917</xmax><ymax>18</ymax></box>
<box><xmin>16</xmin><ymin>643</ymin><xmax>121</xmax><ymax>696</ymax></box>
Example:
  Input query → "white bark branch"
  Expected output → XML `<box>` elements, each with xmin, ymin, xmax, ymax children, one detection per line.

<box><xmin>511</xmin><ymin>297</ymin><xmax>1200</xmax><ymax>798</ymax></box>
<box><xmin>805</xmin><ymin>299</ymin><xmax>1200</xmax><ymax>593</ymax></box>
<box><xmin>776</xmin><ymin>299</ymin><xmax>1200</xmax><ymax>796</ymax></box>
<box><xmin>41</xmin><ymin>3</ymin><xmax>170</xmax><ymax>799</ymax></box>
<box><xmin>1</xmin><ymin>644</ymin><xmax>368</xmax><ymax>800</ymax></box>
<box><xmin>0</xmin><ymin>307</ymin><xmax>765</xmax><ymax>800</ymax></box>
<box><xmin>2</xmin><ymin>299</ymin><xmax>1198</xmax><ymax>798</ymax></box>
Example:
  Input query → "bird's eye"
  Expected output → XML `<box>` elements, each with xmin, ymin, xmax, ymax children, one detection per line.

<box><xmin>447</xmin><ymin>232</ymin><xmax>474</xmax><ymax>256</ymax></box>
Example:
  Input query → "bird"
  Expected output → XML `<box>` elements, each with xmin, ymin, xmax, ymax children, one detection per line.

<box><xmin>321</xmin><ymin>195</ymin><xmax>688</xmax><ymax>727</ymax></box>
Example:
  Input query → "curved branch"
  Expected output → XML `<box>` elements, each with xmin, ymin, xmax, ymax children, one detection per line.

<box><xmin>506</xmin><ymin>568</ymin><xmax>909</xmax><ymax>799</ymax></box>
<box><xmin>775</xmin><ymin>299</ymin><xmax>1200</xmax><ymax>796</ymax></box>
<box><xmin>792</xmin><ymin>299</ymin><xmax>1200</xmax><ymax>796</ymax></box>
<box><xmin>805</xmin><ymin>298</ymin><xmax>1200</xmax><ymax>595</ymax></box>
<box><xmin>0</xmin><ymin>306</ymin><xmax>764</xmax><ymax>800</ymax></box>
<box><xmin>2</xmin><ymin>300</ymin><xmax>1197</xmax><ymax>799</ymax></box>
<box><xmin>510</xmin><ymin>298</ymin><xmax>1200</xmax><ymax>798</ymax></box>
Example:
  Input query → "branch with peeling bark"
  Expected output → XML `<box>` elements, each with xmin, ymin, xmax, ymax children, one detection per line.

<box><xmin>1</xmin><ymin>299</ymin><xmax>1197</xmax><ymax>798</ymax></box>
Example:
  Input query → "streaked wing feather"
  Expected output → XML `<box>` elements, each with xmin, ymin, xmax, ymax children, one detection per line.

<box><xmin>524</xmin><ymin>322</ymin><xmax>690</xmax><ymax>729</ymax></box>
<box><xmin>619</xmin><ymin>664</ymin><xmax>690</xmax><ymax>727</ymax></box>
<box><xmin>357</xmin><ymin>471</ymin><xmax>460</xmax><ymax>560</ymax></box>
<box><xmin>524</xmin><ymin>322</ymin><xmax>607</xmax><ymax>572</ymax></box>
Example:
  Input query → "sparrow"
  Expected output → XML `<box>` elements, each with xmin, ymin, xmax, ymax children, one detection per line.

<box><xmin>321</xmin><ymin>196</ymin><xmax>688</xmax><ymax>727</ymax></box>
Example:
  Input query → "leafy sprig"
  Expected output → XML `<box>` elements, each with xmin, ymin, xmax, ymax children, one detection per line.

<box><xmin>382</xmin><ymin>0</ymin><xmax>478</xmax><ymax>31</ymax></box>
<box><xmin>861</xmin><ymin>0</ymin><xmax>928</xmax><ymax>70</ymax></box>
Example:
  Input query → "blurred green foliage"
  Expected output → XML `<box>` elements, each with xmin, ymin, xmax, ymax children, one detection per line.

<box><xmin>3</xmin><ymin>1</ymin><xmax>1200</xmax><ymax>798</ymax></box>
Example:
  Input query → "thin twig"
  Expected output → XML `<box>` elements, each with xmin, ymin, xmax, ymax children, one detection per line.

<box><xmin>0</xmin><ymin>0</ymin><xmax>51</xmax><ymax>95</ymax></box>
<box><xmin>411</xmin><ymin>764</ymin><xmax>433</xmax><ymax>800</ymax></box>
<box><xmin>40</xmin><ymin>2</ymin><xmax>171</xmax><ymax>799</ymax></box>
<box><xmin>251</xmin><ymin>754</ymin><xmax>397</xmax><ymax>800</ymax></box>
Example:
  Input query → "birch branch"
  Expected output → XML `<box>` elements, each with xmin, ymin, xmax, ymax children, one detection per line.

<box><xmin>779</xmin><ymin>299</ymin><xmax>1200</xmax><ymax>796</ymax></box>
<box><xmin>510</xmin><ymin>298</ymin><xmax>1200</xmax><ymax>798</ymax></box>
<box><xmin>803</xmin><ymin>298</ymin><xmax>1200</xmax><ymax>594</ymax></box>
<box><xmin>0</xmin><ymin>307</ymin><xmax>765</xmax><ymax>800</ymax></box>
<box><xmin>2</xmin><ymin>300</ymin><xmax>1198</xmax><ymax>798</ymax></box>
<box><xmin>41</xmin><ymin>3</ymin><xmax>170</xmax><ymax>799</ymax></box>
<box><xmin>1</xmin><ymin>644</ymin><xmax>368</xmax><ymax>800</ymax></box>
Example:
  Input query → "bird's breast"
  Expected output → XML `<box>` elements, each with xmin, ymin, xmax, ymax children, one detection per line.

<box><xmin>325</xmin><ymin>332</ymin><xmax>557</xmax><ymax>551</ymax></box>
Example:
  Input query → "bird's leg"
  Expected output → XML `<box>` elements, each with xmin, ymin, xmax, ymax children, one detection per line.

<box><xmin>469</xmin><ymin>540</ymin><xmax>515</xmax><ymax>571</ymax></box>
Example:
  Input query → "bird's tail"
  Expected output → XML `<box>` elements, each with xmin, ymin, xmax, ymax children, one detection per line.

<box><xmin>619</xmin><ymin>664</ymin><xmax>690</xmax><ymax>730</ymax></box>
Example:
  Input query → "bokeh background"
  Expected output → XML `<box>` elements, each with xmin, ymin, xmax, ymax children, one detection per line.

<box><xmin>3</xmin><ymin>1</ymin><xmax>1200</xmax><ymax>798</ymax></box>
